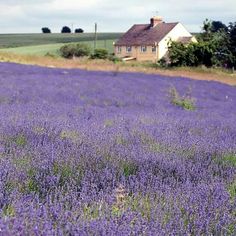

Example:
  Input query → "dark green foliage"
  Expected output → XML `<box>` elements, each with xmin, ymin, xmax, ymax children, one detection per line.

<box><xmin>41</xmin><ymin>27</ymin><xmax>51</xmax><ymax>34</ymax></box>
<box><xmin>60</xmin><ymin>43</ymin><xmax>91</xmax><ymax>59</ymax></box>
<box><xmin>75</xmin><ymin>28</ymin><xmax>84</xmax><ymax>33</ymax></box>
<box><xmin>190</xmin><ymin>42</ymin><xmax>215</xmax><ymax>67</ymax></box>
<box><xmin>168</xmin><ymin>19</ymin><xmax>236</xmax><ymax>68</ymax></box>
<box><xmin>61</xmin><ymin>26</ymin><xmax>71</xmax><ymax>34</ymax></box>
<box><xmin>158</xmin><ymin>57</ymin><xmax>168</xmax><ymax>67</ymax></box>
<box><xmin>168</xmin><ymin>42</ymin><xmax>189</xmax><ymax>67</ymax></box>
<box><xmin>60</xmin><ymin>44</ymin><xmax>75</xmax><ymax>58</ymax></box>
<box><xmin>228</xmin><ymin>22</ymin><xmax>236</xmax><ymax>67</ymax></box>
<box><xmin>168</xmin><ymin>41</ymin><xmax>215</xmax><ymax>67</ymax></box>
<box><xmin>201</xmin><ymin>19</ymin><xmax>213</xmax><ymax>41</ymax></box>
<box><xmin>169</xmin><ymin>34</ymin><xmax>232</xmax><ymax>68</ymax></box>
<box><xmin>91</xmin><ymin>49</ymin><xmax>109</xmax><ymax>59</ymax></box>
<box><xmin>211</xmin><ymin>21</ymin><xmax>227</xmax><ymax>33</ymax></box>
<box><xmin>200</xmin><ymin>19</ymin><xmax>236</xmax><ymax>67</ymax></box>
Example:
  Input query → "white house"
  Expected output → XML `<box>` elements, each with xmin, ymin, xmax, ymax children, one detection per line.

<box><xmin>114</xmin><ymin>16</ymin><xmax>197</xmax><ymax>62</ymax></box>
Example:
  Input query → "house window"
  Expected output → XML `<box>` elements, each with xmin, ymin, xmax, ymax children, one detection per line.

<box><xmin>152</xmin><ymin>46</ymin><xmax>157</xmax><ymax>53</ymax></box>
<box><xmin>126</xmin><ymin>46</ymin><xmax>132</xmax><ymax>53</ymax></box>
<box><xmin>117</xmin><ymin>46</ymin><xmax>122</xmax><ymax>54</ymax></box>
<box><xmin>140</xmin><ymin>46</ymin><xmax>147</xmax><ymax>53</ymax></box>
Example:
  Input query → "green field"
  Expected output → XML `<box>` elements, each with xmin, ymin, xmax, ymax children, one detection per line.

<box><xmin>0</xmin><ymin>40</ymin><xmax>116</xmax><ymax>56</ymax></box>
<box><xmin>0</xmin><ymin>33</ymin><xmax>122</xmax><ymax>56</ymax></box>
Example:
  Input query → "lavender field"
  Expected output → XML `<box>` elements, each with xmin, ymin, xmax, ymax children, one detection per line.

<box><xmin>0</xmin><ymin>62</ymin><xmax>235</xmax><ymax>235</ymax></box>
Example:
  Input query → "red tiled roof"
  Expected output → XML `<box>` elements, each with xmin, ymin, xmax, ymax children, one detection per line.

<box><xmin>115</xmin><ymin>22</ymin><xmax>179</xmax><ymax>46</ymax></box>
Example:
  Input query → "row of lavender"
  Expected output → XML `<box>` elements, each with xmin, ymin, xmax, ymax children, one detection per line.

<box><xmin>0</xmin><ymin>62</ymin><xmax>235</xmax><ymax>235</ymax></box>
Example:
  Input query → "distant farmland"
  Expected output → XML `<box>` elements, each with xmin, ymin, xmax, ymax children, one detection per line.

<box><xmin>0</xmin><ymin>33</ymin><xmax>123</xmax><ymax>48</ymax></box>
<box><xmin>0</xmin><ymin>33</ymin><xmax>123</xmax><ymax>56</ymax></box>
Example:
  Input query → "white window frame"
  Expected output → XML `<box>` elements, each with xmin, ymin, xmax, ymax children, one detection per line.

<box><xmin>140</xmin><ymin>46</ymin><xmax>147</xmax><ymax>53</ymax></box>
<box><xmin>126</xmin><ymin>46</ymin><xmax>132</xmax><ymax>53</ymax></box>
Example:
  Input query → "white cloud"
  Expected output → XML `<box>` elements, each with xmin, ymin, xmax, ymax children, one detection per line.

<box><xmin>50</xmin><ymin>0</ymin><xmax>100</xmax><ymax>10</ymax></box>
<box><xmin>0</xmin><ymin>0</ymin><xmax>235</xmax><ymax>33</ymax></box>
<box><xmin>0</xmin><ymin>5</ymin><xmax>23</xmax><ymax>18</ymax></box>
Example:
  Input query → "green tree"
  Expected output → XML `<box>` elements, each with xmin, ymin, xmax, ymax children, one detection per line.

<box><xmin>41</xmin><ymin>27</ymin><xmax>51</xmax><ymax>34</ymax></box>
<box><xmin>211</xmin><ymin>21</ymin><xmax>227</xmax><ymax>33</ymax></box>
<box><xmin>168</xmin><ymin>19</ymin><xmax>235</xmax><ymax>68</ymax></box>
<box><xmin>61</xmin><ymin>26</ymin><xmax>71</xmax><ymax>33</ymax></box>
<box><xmin>211</xmin><ymin>30</ymin><xmax>233</xmax><ymax>67</ymax></box>
<box><xmin>228</xmin><ymin>22</ymin><xmax>236</xmax><ymax>67</ymax></box>
<box><xmin>75</xmin><ymin>28</ymin><xmax>84</xmax><ymax>33</ymax></box>
<box><xmin>201</xmin><ymin>18</ymin><xmax>213</xmax><ymax>41</ymax></box>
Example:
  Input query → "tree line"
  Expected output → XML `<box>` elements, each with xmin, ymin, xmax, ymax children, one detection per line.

<box><xmin>166</xmin><ymin>20</ymin><xmax>236</xmax><ymax>69</ymax></box>
<box><xmin>41</xmin><ymin>26</ymin><xmax>84</xmax><ymax>34</ymax></box>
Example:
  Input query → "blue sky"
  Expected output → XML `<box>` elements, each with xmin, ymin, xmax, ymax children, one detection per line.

<box><xmin>0</xmin><ymin>0</ymin><xmax>235</xmax><ymax>33</ymax></box>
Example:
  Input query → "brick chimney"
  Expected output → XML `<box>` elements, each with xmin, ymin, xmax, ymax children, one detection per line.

<box><xmin>150</xmin><ymin>16</ymin><xmax>163</xmax><ymax>27</ymax></box>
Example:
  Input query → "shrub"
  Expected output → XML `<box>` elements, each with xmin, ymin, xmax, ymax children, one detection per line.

<box><xmin>108</xmin><ymin>54</ymin><xmax>122</xmax><ymax>63</ymax></box>
<box><xmin>60</xmin><ymin>44</ymin><xmax>76</xmax><ymax>58</ymax></box>
<box><xmin>158</xmin><ymin>57</ymin><xmax>168</xmax><ymax>67</ymax></box>
<box><xmin>91</xmin><ymin>49</ymin><xmax>109</xmax><ymax>59</ymax></box>
<box><xmin>75</xmin><ymin>28</ymin><xmax>84</xmax><ymax>33</ymax></box>
<box><xmin>60</xmin><ymin>43</ymin><xmax>91</xmax><ymax>59</ymax></box>
<box><xmin>41</xmin><ymin>27</ymin><xmax>51</xmax><ymax>34</ymax></box>
<box><xmin>169</xmin><ymin>86</ymin><xmax>196</xmax><ymax>111</ymax></box>
<box><xmin>168</xmin><ymin>20</ymin><xmax>236</xmax><ymax>68</ymax></box>
<box><xmin>168</xmin><ymin>42</ymin><xmax>187</xmax><ymax>67</ymax></box>
<box><xmin>168</xmin><ymin>41</ymin><xmax>216</xmax><ymax>67</ymax></box>
<box><xmin>61</xmin><ymin>26</ymin><xmax>71</xmax><ymax>34</ymax></box>
<box><xmin>74</xmin><ymin>44</ymin><xmax>91</xmax><ymax>57</ymax></box>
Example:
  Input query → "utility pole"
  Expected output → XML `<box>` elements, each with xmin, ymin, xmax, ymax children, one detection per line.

<box><xmin>94</xmin><ymin>23</ymin><xmax>98</xmax><ymax>51</ymax></box>
<box><xmin>71</xmin><ymin>23</ymin><xmax>74</xmax><ymax>34</ymax></box>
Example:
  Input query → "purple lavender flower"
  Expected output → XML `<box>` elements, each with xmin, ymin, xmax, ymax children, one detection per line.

<box><xmin>0</xmin><ymin>62</ymin><xmax>235</xmax><ymax>235</ymax></box>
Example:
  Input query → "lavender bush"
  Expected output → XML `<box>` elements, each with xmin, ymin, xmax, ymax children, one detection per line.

<box><xmin>0</xmin><ymin>62</ymin><xmax>235</xmax><ymax>235</ymax></box>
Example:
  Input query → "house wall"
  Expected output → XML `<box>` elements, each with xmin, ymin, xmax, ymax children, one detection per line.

<box><xmin>115</xmin><ymin>46</ymin><xmax>158</xmax><ymax>62</ymax></box>
<box><xmin>158</xmin><ymin>23</ymin><xmax>193</xmax><ymax>59</ymax></box>
<box><xmin>136</xmin><ymin>46</ymin><xmax>158</xmax><ymax>62</ymax></box>
<box><xmin>115</xmin><ymin>46</ymin><xmax>133</xmax><ymax>59</ymax></box>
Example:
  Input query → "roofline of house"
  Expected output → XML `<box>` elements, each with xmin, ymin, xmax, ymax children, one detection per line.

<box><xmin>131</xmin><ymin>22</ymin><xmax>180</xmax><ymax>27</ymax></box>
<box><xmin>115</xmin><ymin>22</ymin><xmax>181</xmax><ymax>46</ymax></box>
<box><xmin>158</xmin><ymin>22</ymin><xmax>194</xmax><ymax>45</ymax></box>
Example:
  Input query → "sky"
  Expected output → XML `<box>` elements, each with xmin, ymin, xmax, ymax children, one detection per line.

<box><xmin>0</xmin><ymin>0</ymin><xmax>235</xmax><ymax>33</ymax></box>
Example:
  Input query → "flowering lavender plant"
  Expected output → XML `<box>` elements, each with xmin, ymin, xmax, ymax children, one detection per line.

<box><xmin>0</xmin><ymin>62</ymin><xmax>235</xmax><ymax>235</ymax></box>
